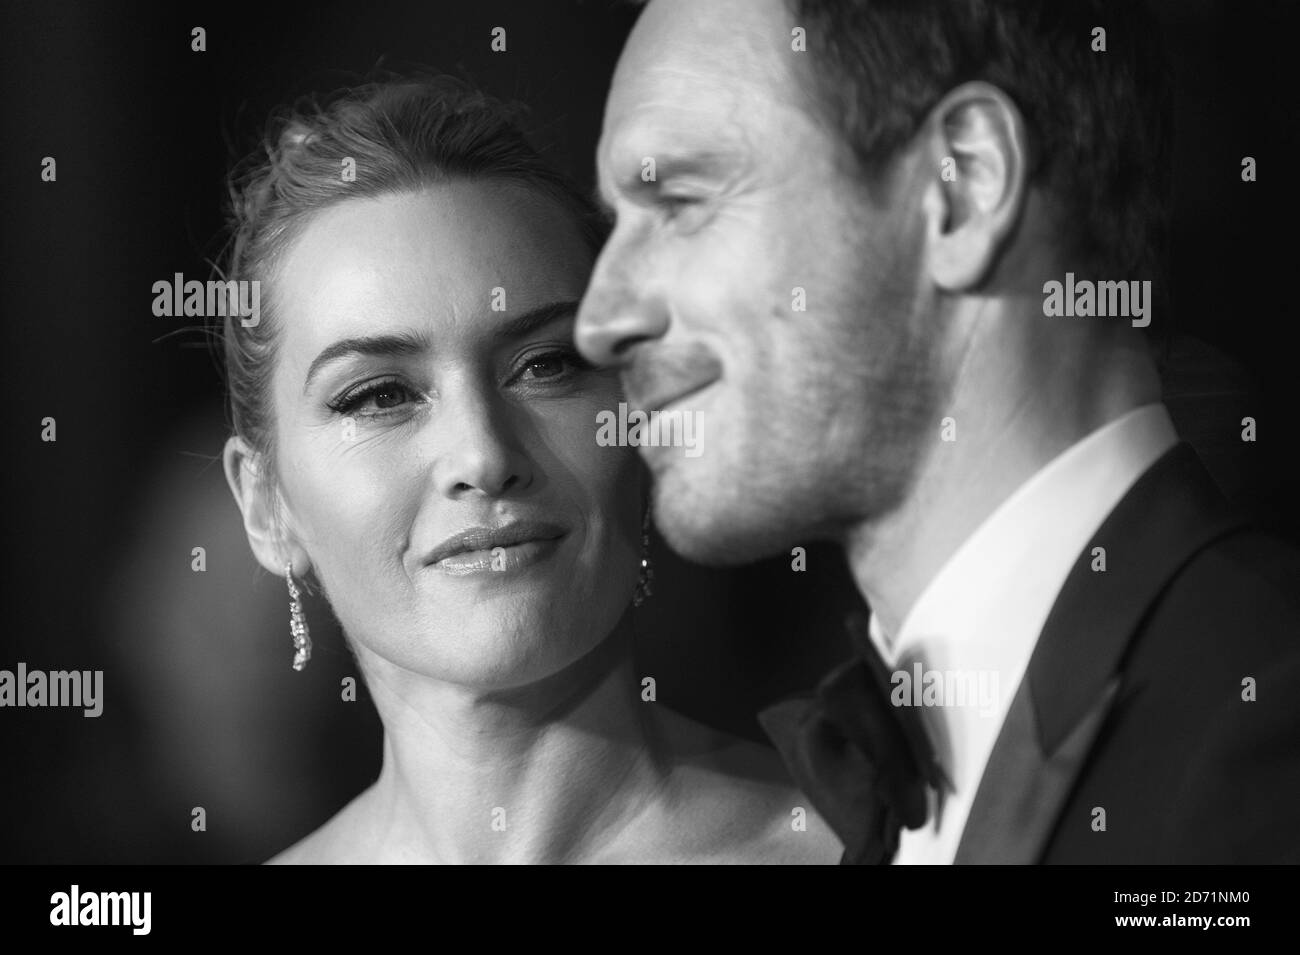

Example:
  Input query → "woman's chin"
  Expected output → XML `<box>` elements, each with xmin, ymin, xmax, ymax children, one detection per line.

<box><xmin>359</xmin><ymin>610</ymin><xmax>617</xmax><ymax>691</ymax></box>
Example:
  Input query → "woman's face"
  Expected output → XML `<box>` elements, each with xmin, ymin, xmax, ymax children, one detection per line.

<box><xmin>267</xmin><ymin>181</ymin><xmax>641</xmax><ymax>690</ymax></box>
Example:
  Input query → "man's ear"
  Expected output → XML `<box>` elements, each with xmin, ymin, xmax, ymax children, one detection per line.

<box><xmin>919</xmin><ymin>81</ymin><xmax>1029</xmax><ymax>291</ymax></box>
<box><xmin>222</xmin><ymin>435</ymin><xmax>307</xmax><ymax>577</ymax></box>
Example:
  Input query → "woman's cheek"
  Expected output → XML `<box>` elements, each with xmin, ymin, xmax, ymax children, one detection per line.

<box><xmin>291</xmin><ymin>435</ymin><xmax>418</xmax><ymax>563</ymax></box>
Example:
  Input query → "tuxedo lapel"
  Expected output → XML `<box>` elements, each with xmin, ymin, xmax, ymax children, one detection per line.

<box><xmin>953</xmin><ymin>675</ymin><xmax>1119</xmax><ymax>864</ymax></box>
<box><xmin>953</xmin><ymin>443</ymin><xmax>1247</xmax><ymax>863</ymax></box>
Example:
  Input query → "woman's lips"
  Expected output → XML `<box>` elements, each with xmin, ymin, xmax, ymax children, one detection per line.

<box><xmin>433</xmin><ymin>536</ymin><xmax>564</xmax><ymax>577</ymax></box>
<box><xmin>423</xmin><ymin>520</ymin><xmax>567</xmax><ymax>576</ymax></box>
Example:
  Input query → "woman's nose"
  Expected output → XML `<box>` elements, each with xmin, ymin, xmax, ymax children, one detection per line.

<box><xmin>432</xmin><ymin>389</ymin><xmax>533</xmax><ymax>499</ymax></box>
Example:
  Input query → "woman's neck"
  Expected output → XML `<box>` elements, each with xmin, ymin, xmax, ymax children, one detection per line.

<box><xmin>350</xmin><ymin>616</ymin><xmax>668</xmax><ymax>863</ymax></box>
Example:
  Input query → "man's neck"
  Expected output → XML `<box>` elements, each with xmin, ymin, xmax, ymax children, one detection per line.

<box><xmin>845</xmin><ymin>323</ymin><xmax>1162</xmax><ymax>640</ymax></box>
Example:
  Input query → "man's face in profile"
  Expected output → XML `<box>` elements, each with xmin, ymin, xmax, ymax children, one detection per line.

<box><xmin>577</xmin><ymin>0</ymin><xmax>945</xmax><ymax>564</ymax></box>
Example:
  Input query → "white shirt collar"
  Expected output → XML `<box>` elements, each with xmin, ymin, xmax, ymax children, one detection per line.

<box><xmin>868</xmin><ymin>403</ymin><xmax>1179</xmax><ymax>863</ymax></box>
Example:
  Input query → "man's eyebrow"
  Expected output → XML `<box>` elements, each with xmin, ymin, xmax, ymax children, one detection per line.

<box><xmin>604</xmin><ymin>146</ymin><xmax>745</xmax><ymax>203</ymax></box>
<box><xmin>645</xmin><ymin>151</ymin><xmax>738</xmax><ymax>178</ymax></box>
<box><xmin>302</xmin><ymin>301</ymin><xmax>581</xmax><ymax>393</ymax></box>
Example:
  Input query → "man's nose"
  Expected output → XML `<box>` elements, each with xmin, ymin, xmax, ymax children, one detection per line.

<box><xmin>576</xmin><ymin>242</ymin><xmax>669</xmax><ymax>367</ymax></box>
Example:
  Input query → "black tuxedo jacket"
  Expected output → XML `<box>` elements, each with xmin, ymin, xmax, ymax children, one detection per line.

<box><xmin>953</xmin><ymin>442</ymin><xmax>1300</xmax><ymax>863</ymax></box>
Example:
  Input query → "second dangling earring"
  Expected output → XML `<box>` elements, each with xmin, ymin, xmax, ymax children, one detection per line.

<box><xmin>632</xmin><ymin>505</ymin><xmax>655</xmax><ymax>607</ymax></box>
<box><xmin>286</xmin><ymin>561</ymin><xmax>312</xmax><ymax>671</ymax></box>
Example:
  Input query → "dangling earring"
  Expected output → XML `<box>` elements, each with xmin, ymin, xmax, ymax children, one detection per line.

<box><xmin>632</xmin><ymin>506</ymin><xmax>654</xmax><ymax>607</ymax></box>
<box><xmin>285</xmin><ymin>562</ymin><xmax>312</xmax><ymax>671</ymax></box>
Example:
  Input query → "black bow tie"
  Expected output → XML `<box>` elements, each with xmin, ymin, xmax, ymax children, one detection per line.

<box><xmin>758</xmin><ymin>612</ymin><xmax>942</xmax><ymax>865</ymax></box>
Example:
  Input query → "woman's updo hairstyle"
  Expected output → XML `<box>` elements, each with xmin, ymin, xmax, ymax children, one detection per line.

<box><xmin>219</xmin><ymin>74</ymin><xmax>608</xmax><ymax>486</ymax></box>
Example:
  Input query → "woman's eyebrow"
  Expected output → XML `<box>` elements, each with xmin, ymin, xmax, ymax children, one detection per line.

<box><xmin>303</xmin><ymin>331</ymin><xmax>429</xmax><ymax>394</ymax></box>
<box><xmin>301</xmin><ymin>301</ymin><xmax>580</xmax><ymax>394</ymax></box>
<box><xmin>491</xmin><ymin>300</ymin><xmax>580</xmax><ymax>343</ymax></box>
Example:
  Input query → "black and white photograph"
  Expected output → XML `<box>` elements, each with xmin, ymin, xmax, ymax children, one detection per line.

<box><xmin>2</xmin><ymin>0</ymin><xmax>1298</xmax><ymax>924</ymax></box>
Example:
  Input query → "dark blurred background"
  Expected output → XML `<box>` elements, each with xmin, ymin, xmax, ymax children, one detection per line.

<box><xmin>1</xmin><ymin>0</ymin><xmax>1297</xmax><ymax>863</ymax></box>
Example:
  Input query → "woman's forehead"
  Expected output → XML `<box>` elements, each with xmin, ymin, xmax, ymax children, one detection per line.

<box><xmin>275</xmin><ymin>185</ymin><xmax>591</xmax><ymax>355</ymax></box>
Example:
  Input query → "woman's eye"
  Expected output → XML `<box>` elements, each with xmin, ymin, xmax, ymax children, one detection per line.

<box><xmin>523</xmin><ymin>354</ymin><xmax>567</xmax><ymax>380</ymax></box>
<box><xmin>368</xmin><ymin>384</ymin><xmax>411</xmax><ymax>408</ymax></box>
<box><xmin>330</xmin><ymin>380</ymin><xmax>418</xmax><ymax>416</ymax></box>
<box><xmin>514</xmin><ymin>349</ymin><xmax>590</xmax><ymax>384</ymax></box>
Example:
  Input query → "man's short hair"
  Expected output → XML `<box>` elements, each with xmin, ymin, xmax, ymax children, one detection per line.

<box><xmin>788</xmin><ymin>0</ymin><xmax>1173</xmax><ymax>284</ymax></box>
